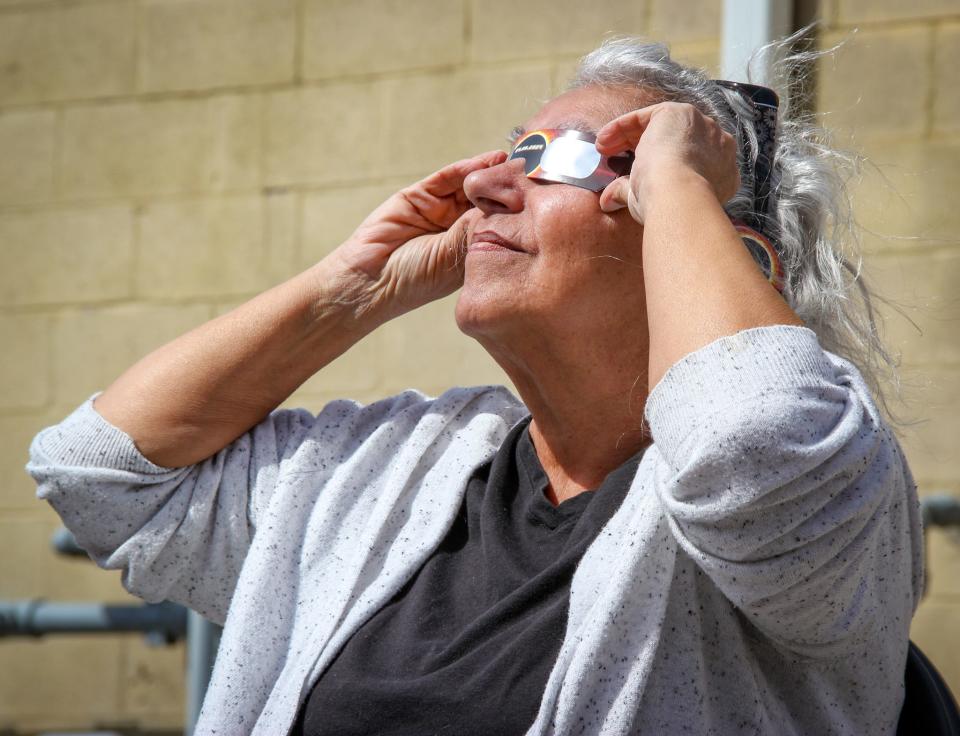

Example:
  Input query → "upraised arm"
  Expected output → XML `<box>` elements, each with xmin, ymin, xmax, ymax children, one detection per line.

<box><xmin>595</xmin><ymin>101</ymin><xmax>803</xmax><ymax>394</ymax></box>
<box><xmin>93</xmin><ymin>150</ymin><xmax>505</xmax><ymax>469</ymax></box>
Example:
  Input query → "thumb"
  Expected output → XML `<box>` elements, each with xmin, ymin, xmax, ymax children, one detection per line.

<box><xmin>599</xmin><ymin>177</ymin><xmax>629</xmax><ymax>213</ymax></box>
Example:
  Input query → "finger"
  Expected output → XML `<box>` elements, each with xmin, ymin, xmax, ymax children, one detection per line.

<box><xmin>444</xmin><ymin>207</ymin><xmax>483</xmax><ymax>270</ymax></box>
<box><xmin>398</xmin><ymin>151</ymin><xmax>507</xmax><ymax>232</ymax></box>
<box><xmin>595</xmin><ymin>106</ymin><xmax>657</xmax><ymax>155</ymax></box>
<box><xmin>599</xmin><ymin>177</ymin><xmax>629</xmax><ymax>213</ymax></box>
<box><xmin>418</xmin><ymin>150</ymin><xmax>508</xmax><ymax>199</ymax></box>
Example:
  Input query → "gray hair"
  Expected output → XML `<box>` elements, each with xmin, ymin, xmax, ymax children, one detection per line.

<box><xmin>569</xmin><ymin>29</ymin><xmax>902</xmax><ymax>421</ymax></box>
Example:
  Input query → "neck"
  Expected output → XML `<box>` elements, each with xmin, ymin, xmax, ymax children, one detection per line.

<box><xmin>477</xmin><ymin>322</ymin><xmax>652</xmax><ymax>506</ymax></box>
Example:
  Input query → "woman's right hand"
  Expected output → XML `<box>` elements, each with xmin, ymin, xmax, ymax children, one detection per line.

<box><xmin>325</xmin><ymin>150</ymin><xmax>508</xmax><ymax>324</ymax></box>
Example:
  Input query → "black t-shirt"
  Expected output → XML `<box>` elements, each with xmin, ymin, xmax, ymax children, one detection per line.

<box><xmin>289</xmin><ymin>415</ymin><xmax>643</xmax><ymax>735</ymax></box>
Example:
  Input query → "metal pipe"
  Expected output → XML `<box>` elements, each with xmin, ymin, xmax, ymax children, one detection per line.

<box><xmin>50</xmin><ymin>525</ymin><xmax>89</xmax><ymax>557</ymax></box>
<box><xmin>921</xmin><ymin>495</ymin><xmax>960</xmax><ymax>529</ymax></box>
<box><xmin>0</xmin><ymin>599</ymin><xmax>187</xmax><ymax>643</ymax></box>
<box><xmin>44</xmin><ymin>527</ymin><xmax>224</xmax><ymax>733</ymax></box>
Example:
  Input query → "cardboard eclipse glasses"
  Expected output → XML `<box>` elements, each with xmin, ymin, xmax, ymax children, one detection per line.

<box><xmin>508</xmin><ymin>129</ymin><xmax>633</xmax><ymax>192</ymax></box>
<box><xmin>508</xmin><ymin>121</ymin><xmax>786</xmax><ymax>294</ymax></box>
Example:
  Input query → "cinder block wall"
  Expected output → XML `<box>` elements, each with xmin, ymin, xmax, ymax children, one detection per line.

<box><xmin>0</xmin><ymin>0</ymin><xmax>956</xmax><ymax>731</ymax></box>
<box><xmin>817</xmin><ymin>0</ymin><xmax>960</xmax><ymax>694</ymax></box>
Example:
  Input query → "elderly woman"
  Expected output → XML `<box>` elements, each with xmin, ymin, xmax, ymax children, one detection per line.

<box><xmin>27</xmin><ymin>36</ymin><xmax>921</xmax><ymax>735</ymax></box>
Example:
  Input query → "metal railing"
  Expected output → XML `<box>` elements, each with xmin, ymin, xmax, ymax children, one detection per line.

<box><xmin>0</xmin><ymin>527</ymin><xmax>221</xmax><ymax>736</ymax></box>
<box><xmin>922</xmin><ymin>494</ymin><xmax>960</xmax><ymax>530</ymax></box>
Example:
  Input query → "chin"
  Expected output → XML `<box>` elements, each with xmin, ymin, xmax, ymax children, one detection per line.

<box><xmin>454</xmin><ymin>287</ymin><xmax>488</xmax><ymax>339</ymax></box>
<box><xmin>454</xmin><ymin>280</ymin><xmax>514</xmax><ymax>341</ymax></box>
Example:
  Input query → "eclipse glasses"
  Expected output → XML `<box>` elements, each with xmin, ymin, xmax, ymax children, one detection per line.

<box><xmin>508</xmin><ymin>80</ymin><xmax>779</xmax><ymax>199</ymax></box>
<box><xmin>509</xmin><ymin>128</ymin><xmax>634</xmax><ymax>192</ymax></box>
<box><xmin>505</xmin><ymin>80</ymin><xmax>786</xmax><ymax>292</ymax></box>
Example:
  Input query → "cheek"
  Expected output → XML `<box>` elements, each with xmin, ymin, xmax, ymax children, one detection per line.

<box><xmin>532</xmin><ymin>193</ymin><xmax>599</xmax><ymax>253</ymax></box>
<box><xmin>532</xmin><ymin>193</ymin><xmax>641</xmax><ymax>268</ymax></box>
<box><xmin>528</xmin><ymin>194</ymin><xmax>646</xmax><ymax>310</ymax></box>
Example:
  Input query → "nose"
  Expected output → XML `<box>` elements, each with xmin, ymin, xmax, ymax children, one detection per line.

<box><xmin>463</xmin><ymin>157</ymin><xmax>528</xmax><ymax>215</ymax></box>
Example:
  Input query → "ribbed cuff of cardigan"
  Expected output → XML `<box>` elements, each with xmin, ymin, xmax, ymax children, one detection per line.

<box><xmin>644</xmin><ymin>325</ymin><xmax>837</xmax><ymax>452</ymax></box>
<box><xmin>33</xmin><ymin>391</ymin><xmax>177</xmax><ymax>474</ymax></box>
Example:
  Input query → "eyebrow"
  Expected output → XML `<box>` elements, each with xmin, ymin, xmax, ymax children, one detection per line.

<box><xmin>507</xmin><ymin>119</ymin><xmax>599</xmax><ymax>146</ymax></box>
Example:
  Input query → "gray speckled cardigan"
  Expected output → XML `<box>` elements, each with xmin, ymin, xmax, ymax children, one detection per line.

<box><xmin>26</xmin><ymin>325</ymin><xmax>924</xmax><ymax>735</ymax></box>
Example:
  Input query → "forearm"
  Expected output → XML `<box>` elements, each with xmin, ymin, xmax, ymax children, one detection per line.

<box><xmin>93</xmin><ymin>256</ymin><xmax>384</xmax><ymax>468</ymax></box>
<box><xmin>641</xmin><ymin>172</ymin><xmax>803</xmax><ymax>392</ymax></box>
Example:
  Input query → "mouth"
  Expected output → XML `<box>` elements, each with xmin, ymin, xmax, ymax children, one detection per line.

<box><xmin>468</xmin><ymin>231</ymin><xmax>526</xmax><ymax>254</ymax></box>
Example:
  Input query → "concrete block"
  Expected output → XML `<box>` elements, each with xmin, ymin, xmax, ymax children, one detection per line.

<box><xmin>933</xmin><ymin>22</ymin><xmax>960</xmax><ymax>136</ymax></box>
<box><xmin>0</xmin><ymin>409</ymin><xmax>64</xmax><ymax>512</ymax></box>
<box><xmin>0</xmin><ymin>510</ymin><xmax>135</xmax><ymax>602</ymax></box>
<box><xmin>853</xmin><ymin>140</ymin><xmax>960</xmax><ymax>253</ymax></box>
<box><xmin>0</xmin><ymin>205</ymin><xmax>134</xmax><ymax>306</ymax></box>
<box><xmin>669</xmin><ymin>42</ymin><xmax>721</xmax><ymax>78</ymax></box>
<box><xmin>137</xmin><ymin>195</ymin><xmax>272</xmax><ymax>299</ymax></box>
<box><xmin>818</xmin><ymin>26</ymin><xmax>931</xmax><ymax>140</ymax></box>
<box><xmin>0</xmin><ymin>108</ymin><xmax>55</xmax><ymax>206</ymax></box>
<box><xmin>0</xmin><ymin>1</ymin><xmax>134</xmax><ymax>105</ymax></box>
<box><xmin>61</xmin><ymin>93</ymin><xmax>261</xmax><ymax>200</ymax></box>
<box><xmin>866</xmin><ymin>251</ymin><xmax>960</xmax><ymax>368</ymax></box>
<box><xmin>470</xmin><ymin>0</ymin><xmax>647</xmax><ymax>63</ymax></box>
<box><xmin>296</xmin><ymin>329</ymin><xmax>383</xmax><ymax>398</ymax></box>
<box><xmin>378</xmin><ymin>292</ymin><xmax>511</xmax><ymax>394</ymax></box>
<box><xmin>0</xmin><ymin>634</ymin><xmax>123</xmax><ymax>724</ymax></box>
<box><xmin>893</xmin><ymin>366</ymin><xmax>960</xmax><ymax>487</ymax></box>
<box><xmin>50</xmin><ymin>303</ymin><xmax>211</xmax><ymax>405</ymax></box>
<box><xmin>139</xmin><ymin>0</ymin><xmax>295</xmax><ymax>93</ymax></box>
<box><xmin>924</xmin><ymin>524</ymin><xmax>960</xmax><ymax>599</ymax></box>
<box><xmin>0</xmin><ymin>313</ymin><xmax>49</xmax><ymax>411</ymax></box>
<box><xmin>381</xmin><ymin>65</ymin><xmax>553</xmax><ymax>178</ymax></box>
<box><xmin>121</xmin><ymin>637</ymin><xmax>186</xmax><ymax>720</ymax></box>
<box><xmin>837</xmin><ymin>0</ymin><xmax>960</xmax><ymax>24</ymax></box>
<box><xmin>303</xmin><ymin>0</ymin><xmax>464</xmax><ymax>79</ymax></box>
<box><xmin>911</xmin><ymin>597</ymin><xmax>960</xmax><ymax>697</ymax></box>
<box><xmin>551</xmin><ymin>57</ymin><xmax>584</xmax><ymax>96</ymax></box>
<box><xmin>820</xmin><ymin>0</ymin><xmax>840</xmax><ymax>24</ymax></box>
<box><xmin>264</xmin><ymin>82</ymin><xmax>382</xmax><ymax>187</ymax></box>
<box><xmin>650</xmin><ymin>0</ymin><xmax>722</xmax><ymax>44</ymax></box>
<box><xmin>182</xmin><ymin>192</ymin><xmax>297</xmax><ymax>301</ymax></box>
<box><xmin>264</xmin><ymin>188</ymin><xmax>301</xmax><ymax>284</ymax></box>
<box><xmin>209</xmin><ymin>297</ymin><xmax>249</xmax><ymax>319</ymax></box>
<box><xmin>299</xmin><ymin>182</ymin><xmax>398</xmax><ymax>270</ymax></box>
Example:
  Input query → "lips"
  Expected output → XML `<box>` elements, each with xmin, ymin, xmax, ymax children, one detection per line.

<box><xmin>470</xmin><ymin>231</ymin><xmax>525</xmax><ymax>253</ymax></box>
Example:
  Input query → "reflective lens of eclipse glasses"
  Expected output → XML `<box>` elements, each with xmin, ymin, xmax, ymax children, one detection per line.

<box><xmin>508</xmin><ymin>128</ymin><xmax>633</xmax><ymax>192</ymax></box>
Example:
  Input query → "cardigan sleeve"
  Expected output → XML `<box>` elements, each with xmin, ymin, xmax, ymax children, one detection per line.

<box><xmin>644</xmin><ymin>325</ymin><xmax>924</xmax><ymax>658</ymax></box>
<box><xmin>25</xmin><ymin>389</ymin><xmax>431</xmax><ymax>625</ymax></box>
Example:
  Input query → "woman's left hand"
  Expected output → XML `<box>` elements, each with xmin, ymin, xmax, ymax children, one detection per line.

<box><xmin>595</xmin><ymin>101</ymin><xmax>741</xmax><ymax>224</ymax></box>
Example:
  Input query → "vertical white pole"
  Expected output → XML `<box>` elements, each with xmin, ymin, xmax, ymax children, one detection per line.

<box><xmin>720</xmin><ymin>0</ymin><xmax>794</xmax><ymax>85</ymax></box>
<box><xmin>185</xmin><ymin>610</ymin><xmax>223</xmax><ymax>736</ymax></box>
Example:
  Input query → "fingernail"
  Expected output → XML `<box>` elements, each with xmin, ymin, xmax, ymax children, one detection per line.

<box><xmin>600</xmin><ymin>200</ymin><xmax>626</xmax><ymax>213</ymax></box>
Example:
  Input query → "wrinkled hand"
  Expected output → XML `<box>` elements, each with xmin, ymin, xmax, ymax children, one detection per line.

<box><xmin>595</xmin><ymin>102</ymin><xmax>740</xmax><ymax>225</ymax></box>
<box><xmin>329</xmin><ymin>150</ymin><xmax>507</xmax><ymax>321</ymax></box>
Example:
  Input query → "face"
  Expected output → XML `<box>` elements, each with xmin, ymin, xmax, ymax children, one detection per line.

<box><xmin>456</xmin><ymin>85</ymin><xmax>651</xmax><ymax>350</ymax></box>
